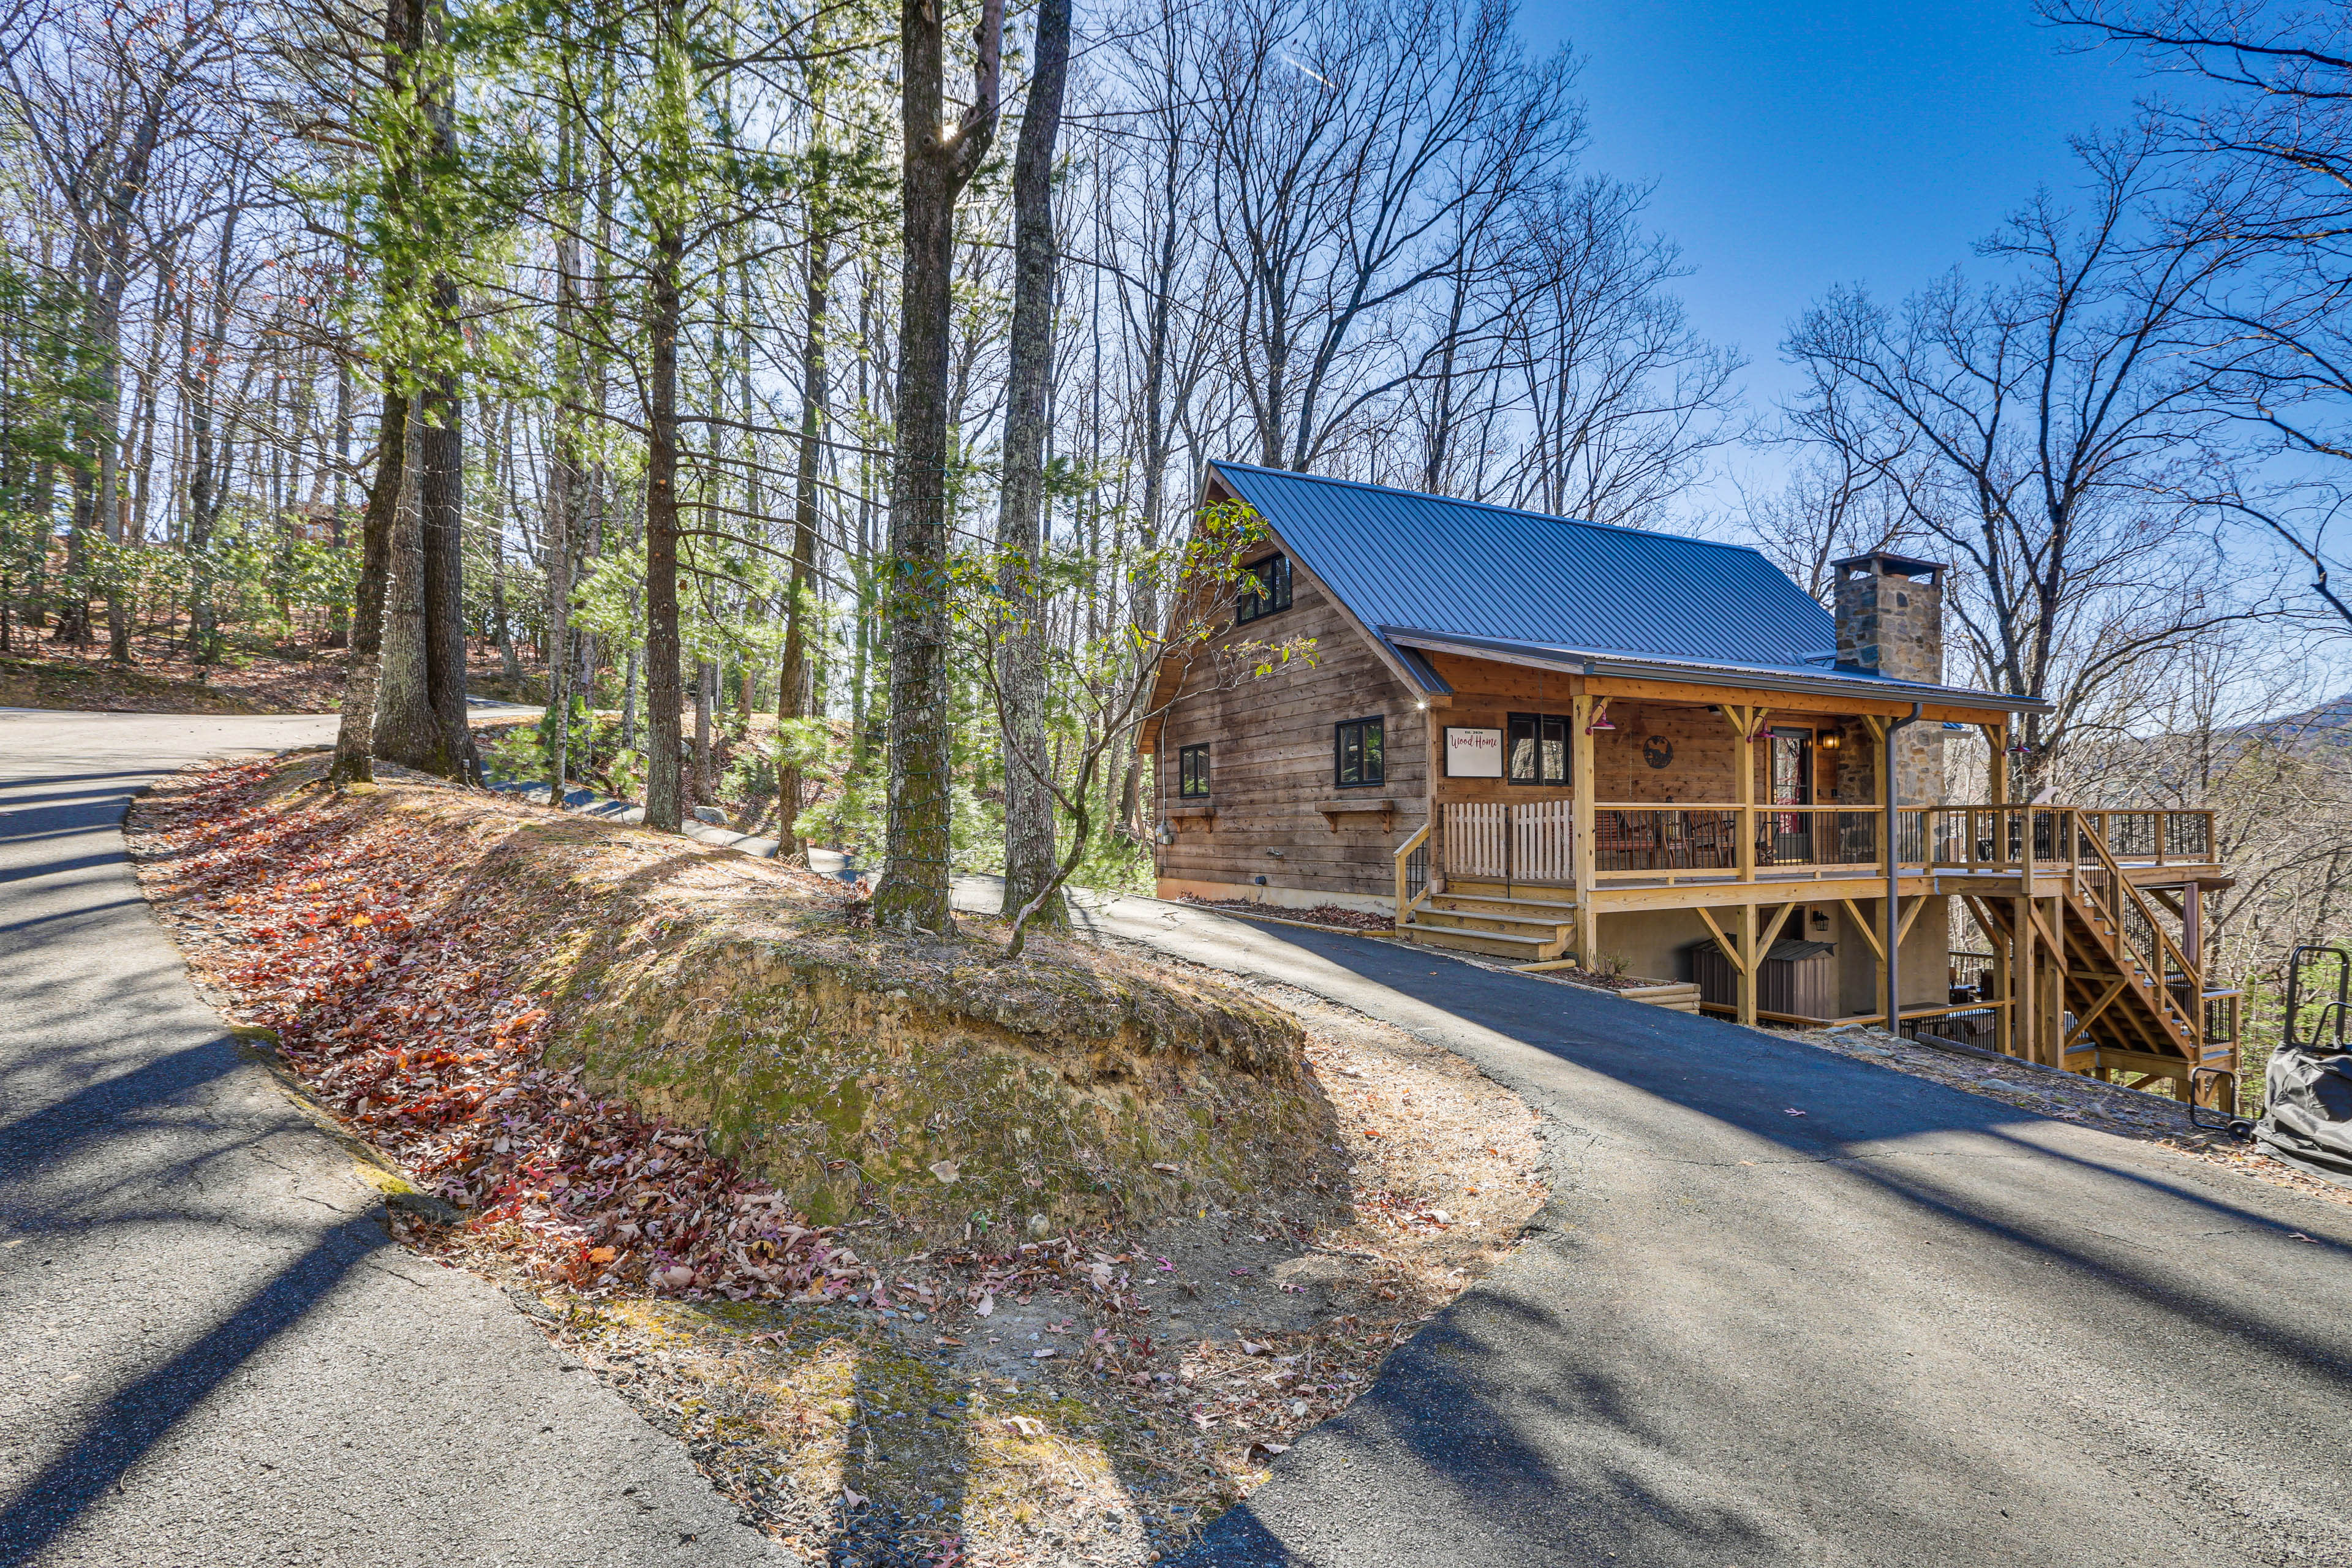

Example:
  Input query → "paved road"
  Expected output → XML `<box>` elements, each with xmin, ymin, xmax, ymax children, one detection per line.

<box><xmin>946</xmin><ymin>884</ymin><xmax>2352</xmax><ymax>1568</ymax></box>
<box><xmin>7</xmin><ymin>710</ymin><xmax>2348</xmax><ymax>1568</ymax></box>
<box><xmin>0</xmin><ymin>710</ymin><xmax>780</xmax><ymax>1567</ymax></box>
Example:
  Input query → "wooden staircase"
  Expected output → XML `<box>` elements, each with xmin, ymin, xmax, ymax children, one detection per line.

<box><xmin>1964</xmin><ymin>820</ymin><xmax>2207</xmax><ymax>1085</ymax></box>
<box><xmin>1400</xmin><ymin>878</ymin><xmax>1577</xmax><ymax>961</ymax></box>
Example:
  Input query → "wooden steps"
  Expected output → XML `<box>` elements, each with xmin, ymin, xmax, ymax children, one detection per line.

<box><xmin>1966</xmin><ymin>831</ymin><xmax>2209</xmax><ymax>1091</ymax></box>
<box><xmin>1401</xmin><ymin>885</ymin><xmax>1577</xmax><ymax>961</ymax></box>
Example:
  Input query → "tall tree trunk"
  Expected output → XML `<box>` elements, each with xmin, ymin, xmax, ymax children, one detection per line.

<box><xmin>375</xmin><ymin>431</ymin><xmax>439</xmax><ymax>763</ymax></box>
<box><xmin>483</xmin><ymin>393</ymin><xmax>518</xmax><ymax>676</ymax></box>
<box><xmin>327</xmin><ymin>355</ymin><xmax>353</xmax><ymax>648</ymax></box>
<box><xmin>995</xmin><ymin>0</ymin><xmax>1072</xmax><ymax>923</ymax></box>
<box><xmin>643</xmin><ymin>216</ymin><xmax>686</xmax><ymax>831</ymax></box>
<box><xmin>693</xmin><ymin>657</ymin><xmax>713</xmax><ymax>804</ymax></box>
<box><xmin>330</xmin><ymin>387</ymin><xmax>407</xmax><ymax>785</ymax></box>
<box><xmin>184</xmin><ymin>342</ymin><xmax>222</xmax><ymax>669</ymax></box>
<box><xmin>94</xmin><ymin>245</ymin><xmax>129</xmax><ymax>665</ymax></box>
<box><xmin>417</xmin><ymin>356</ymin><xmax>475</xmax><ymax>779</ymax></box>
<box><xmin>415</xmin><ymin>0</ymin><xmax>476</xmax><ymax>783</ymax></box>
<box><xmin>872</xmin><ymin>0</ymin><xmax>1005</xmax><ymax>932</ymax></box>
<box><xmin>639</xmin><ymin>0</ymin><xmax>688</xmax><ymax>834</ymax></box>
<box><xmin>777</xmin><ymin>224</ymin><xmax>829</xmax><ymax>854</ymax></box>
<box><xmin>545</xmin><ymin>440</ymin><xmax>574</xmax><ymax>804</ymax></box>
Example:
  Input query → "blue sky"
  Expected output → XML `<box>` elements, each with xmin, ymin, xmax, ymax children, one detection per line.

<box><xmin>1528</xmin><ymin>0</ymin><xmax>2153</xmax><ymax>418</ymax></box>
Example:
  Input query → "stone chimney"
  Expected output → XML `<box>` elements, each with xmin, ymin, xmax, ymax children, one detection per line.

<box><xmin>1831</xmin><ymin>551</ymin><xmax>1947</xmax><ymax>805</ymax></box>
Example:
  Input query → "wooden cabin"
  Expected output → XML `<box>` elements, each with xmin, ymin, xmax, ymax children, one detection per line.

<box><xmin>1139</xmin><ymin>462</ymin><xmax>2240</xmax><ymax>1104</ymax></box>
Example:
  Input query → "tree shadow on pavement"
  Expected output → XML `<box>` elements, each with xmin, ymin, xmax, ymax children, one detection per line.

<box><xmin>1145</xmin><ymin>922</ymin><xmax>2352</xmax><ymax>1567</ymax></box>
<box><xmin>0</xmin><ymin>1218</ymin><xmax>378</xmax><ymax>1563</ymax></box>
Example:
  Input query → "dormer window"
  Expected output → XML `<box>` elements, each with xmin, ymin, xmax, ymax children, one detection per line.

<box><xmin>1236</xmin><ymin>554</ymin><xmax>1292</xmax><ymax>623</ymax></box>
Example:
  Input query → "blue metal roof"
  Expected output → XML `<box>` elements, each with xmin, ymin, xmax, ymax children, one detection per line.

<box><xmin>1207</xmin><ymin>462</ymin><xmax>1841</xmax><ymax>668</ymax></box>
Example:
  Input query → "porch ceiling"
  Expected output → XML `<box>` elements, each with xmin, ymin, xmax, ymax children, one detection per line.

<box><xmin>1381</xmin><ymin>627</ymin><xmax>2052</xmax><ymax>717</ymax></box>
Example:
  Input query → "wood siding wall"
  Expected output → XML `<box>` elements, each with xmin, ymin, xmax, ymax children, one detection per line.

<box><xmin>1423</xmin><ymin>655</ymin><xmax>1848</xmax><ymax>806</ymax></box>
<box><xmin>1154</xmin><ymin>577</ymin><xmax>1426</xmax><ymax>903</ymax></box>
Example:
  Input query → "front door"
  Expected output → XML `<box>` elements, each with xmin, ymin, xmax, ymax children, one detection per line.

<box><xmin>1767</xmin><ymin>728</ymin><xmax>1814</xmax><ymax>864</ymax></box>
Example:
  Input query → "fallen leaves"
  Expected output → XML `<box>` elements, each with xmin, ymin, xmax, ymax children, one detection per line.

<box><xmin>129</xmin><ymin>760</ymin><xmax>869</xmax><ymax>1306</ymax></box>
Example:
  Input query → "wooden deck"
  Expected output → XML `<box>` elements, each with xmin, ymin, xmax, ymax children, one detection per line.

<box><xmin>1395</xmin><ymin>802</ymin><xmax>2235</xmax><ymax>1103</ymax></box>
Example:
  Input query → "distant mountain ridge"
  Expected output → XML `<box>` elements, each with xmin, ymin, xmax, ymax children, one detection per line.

<box><xmin>2247</xmin><ymin>690</ymin><xmax>2352</xmax><ymax>747</ymax></box>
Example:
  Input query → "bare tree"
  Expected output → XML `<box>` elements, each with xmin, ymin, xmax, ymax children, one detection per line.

<box><xmin>1746</xmin><ymin>355</ymin><xmax>1920</xmax><ymax>602</ymax></box>
<box><xmin>1784</xmin><ymin>134</ymin><xmax>2274</xmax><ymax>788</ymax></box>
<box><xmin>2052</xmin><ymin>0</ymin><xmax>2352</xmax><ymax>627</ymax></box>
<box><xmin>4</xmin><ymin>0</ymin><xmax>232</xmax><ymax>658</ymax></box>
<box><xmin>1199</xmin><ymin>0</ymin><xmax>1577</xmax><ymax>473</ymax></box>
<box><xmin>1499</xmin><ymin>175</ymin><xmax>1744</xmax><ymax>524</ymax></box>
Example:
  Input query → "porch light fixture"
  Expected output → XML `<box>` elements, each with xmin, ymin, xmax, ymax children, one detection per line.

<box><xmin>1585</xmin><ymin>698</ymin><xmax>1617</xmax><ymax>734</ymax></box>
<box><xmin>1819</xmin><ymin>731</ymin><xmax>1841</xmax><ymax>752</ymax></box>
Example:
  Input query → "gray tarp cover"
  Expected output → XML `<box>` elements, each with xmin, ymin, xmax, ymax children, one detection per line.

<box><xmin>2256</xmin><ymin>1044</ymin><xmax>2352</xmax><ymax>1185</ymax></box>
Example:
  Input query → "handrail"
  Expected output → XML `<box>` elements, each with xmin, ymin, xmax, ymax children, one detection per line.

<box><xmin>1393</xmin><ymin>818</ymin><xmax>1433</xmax><ymax>926</ymax></box>
<box><xmin>1438</xmin><ymin>799</ymin><xmax>2217</xmax><ymax>891</ymax></box>
<box><xmin>2073</xmin><ymin>816</ymin><xmax>2201</xmax><ymax>1049</ymax></box>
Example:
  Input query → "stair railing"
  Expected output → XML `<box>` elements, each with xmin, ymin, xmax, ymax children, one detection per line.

<box><xmin>2073</xmin><ymin>816</ymin><xmax>2201</xmax><ymax>1049</ymax></box>
<box><xmin>1393</xmin><ymin>818</ymin><xmax>1433</xmax><ymax>927</ymax></box>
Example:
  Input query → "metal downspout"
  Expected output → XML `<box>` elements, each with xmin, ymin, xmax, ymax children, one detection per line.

<box><xmin>1885</xmin><ymin>703</ymin><xmax>1924</xmax><ymax>1035</ymax></box>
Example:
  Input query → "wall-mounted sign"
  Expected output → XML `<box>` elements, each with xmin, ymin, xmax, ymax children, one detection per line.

<box><xmin>1445</xmin><ymin>726</ymin><xmax>1504</xmax><ymax>777</ymax></box>
<box><xmin>1643</xmin><ymin>736</ymin><xmax>1675</xmax><ymax>770</ymax></box>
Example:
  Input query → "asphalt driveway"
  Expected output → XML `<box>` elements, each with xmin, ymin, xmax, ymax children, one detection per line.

<box><xmin>954</xmin><ymin>886</ymin><xmax>2352</xmax><ymax>1568</ymax></box>
<box><xmin>0</xmin><ymin>710</ymin><xmax>781</xmax><ymax>1567</ymax></box>
<box><xmin>6</xmin><ymin>711</ymin><xmax>2346</xmax><ymax>1568</ymax></box>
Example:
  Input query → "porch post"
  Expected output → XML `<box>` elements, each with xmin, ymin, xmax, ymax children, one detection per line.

<box><xmin>1738</xmin><ymin>900</ymin><xmax>1759</xmax><ymax>1027</ymax></box>
<box><xmin>1733</xmin><ymin>706</ymin><xmax>1757</xmax><ymax>883</ymax></box>
<box><xmin>2012</xmin><ymin>894</ymin><xmax>2036</xmax><ymax>1063</ymax></box>
<box><xmin>2046</xmin><ymin>894</ymin><xmax>2067</xmax><ymax>1069</ymax></box>
<box><xmin>1572</xmin><ymin>693</ymin><xmax>1596</xmax><ymax>966</ymax></box>
<box><xmin>1425</xmin><ymin>703</ymin><xmax>1443</xmax><ymax>892</ymax></box>
<box><xmin>1992</xmin><ymin>908</ymin><xmax>2013</xmax><ymax>1057</ymax></box>
<box><xmin>1981</xmin><ymin>723</ymin><xmax>2008</xmax><ymax>805</ymax></box>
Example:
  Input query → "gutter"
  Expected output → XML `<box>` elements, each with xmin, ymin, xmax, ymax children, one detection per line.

<box><xmin>1885</xmin><ymin>703</ymin><xmax>1923</xmax><ymax>1036</ymax></box>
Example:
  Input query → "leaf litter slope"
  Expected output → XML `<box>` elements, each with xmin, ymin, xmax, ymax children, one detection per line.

<box><xmin>133</xmin><ymin>755</ymin><xmax>872</xmax><ymax>1300</ymax></box>
<box><xmin>127</xmin><ymin>756</ymin><xmax>1548</xmax><ymax>1565</ymax></box>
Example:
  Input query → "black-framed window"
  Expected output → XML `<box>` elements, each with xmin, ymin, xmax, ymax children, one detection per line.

<box><xmin>1507</xmin><ymin>712</ymin><xmax>1570</xmax><ymax>785</ymax></box>
<box><xmin>1334</xmin><ymin>717</ymin><xmax>1384</xmax><ymax>788</ymax></box>
<box><xmin>1236</xmin><ymin>554</ymin><xmax>1292</xmax><ymax>623</ymax></box>
<box><xmin>1178</xmin><ymin>742</ymin><xmax>1211</xmax><ymax>799</ymax></box>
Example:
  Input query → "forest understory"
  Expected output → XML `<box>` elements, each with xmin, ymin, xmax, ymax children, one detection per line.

<box><xmin>126</xmin><ymin>754</ymin><xmax>1548</xmax><ymax>1567</ymax></box>
<box><xmin>0</xmin><ymin>635</ymin><xmax>346</xmax><ymax>712</ymax></box>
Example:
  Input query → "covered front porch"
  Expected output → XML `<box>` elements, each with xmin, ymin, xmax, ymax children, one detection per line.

<box><xmin>1383</xmin><ymin>668</ymin><xmax>2234</xmax><ymax>1100</ymax></box>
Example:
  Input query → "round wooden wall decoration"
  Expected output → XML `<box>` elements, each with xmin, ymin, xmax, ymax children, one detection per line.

<box><xmin>1644</xmin><ymin>736</ymin><xmax>1674</xmax><ymax>769</ymax></box>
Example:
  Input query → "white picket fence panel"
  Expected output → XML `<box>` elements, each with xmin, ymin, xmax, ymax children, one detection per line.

<box><xmin>1444</xmin><ymin>802</ymin><xmax>1509</xmax><ymax>879</ymax></box>
<box><xmin>1513</xmin><ymin>798</ymin><xmax>1576</xmax><ymax>883</ymax></box>
<box><xmin>1444</xmin><ymin>799</ymin><xmax>1575</xmax><ymax>884</ymax></box>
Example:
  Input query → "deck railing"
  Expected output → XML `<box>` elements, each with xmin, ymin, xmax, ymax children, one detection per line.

<box><xmin>1917</xmin><ymin>805</ymin><xmax>2216</xmax><ymax>873</ymax></box>
<box><xmin>1392</xmin><ymin>819</ymin><xmax>1433</xmax><ymax>925</ymax></box>
<box><xmin>1441</xmin><ymin>801</ymin><xmax>2218</xmax><ymax>888</ymax></box>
